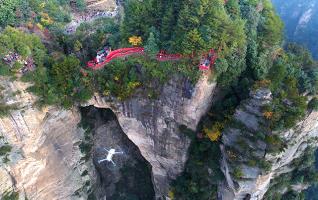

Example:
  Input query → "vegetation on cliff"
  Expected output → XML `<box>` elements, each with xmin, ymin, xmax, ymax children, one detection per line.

<box><xmin>264</xmin><ymin>147</ymin><xmax>318</xmax><ymax>200</ymax></box>
<box><xmin>172</xmin><ymin>0</ymin><xmax>318</xmax><ymax>199</ymax></box>
<box><xmin>0</xmin><ymin>0</ymin><xmax>318</xmax><ymax>199</ymax></box>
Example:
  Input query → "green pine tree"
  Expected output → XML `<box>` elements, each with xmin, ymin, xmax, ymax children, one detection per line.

<box><xmin>144</xmin><ymin>32</ymin><xmax>159</xmax><ymax>58</ymax></box>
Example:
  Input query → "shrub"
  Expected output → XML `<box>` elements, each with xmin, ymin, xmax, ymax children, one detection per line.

<box><xmin>308</xmin><ymin>97</ymin><xmax>318</xmax><ymax>111</ymax></box>
<box><xmin>258</xmin><ymin>160</ymin><xmax>272</xmax><ymax>171</ymax></box>
<box><xmin>0</xmin><ymin>103</ymin><xmax>18</xmax><ymax>117</ymax></box>
<box><xmin>203</xmin><ymin>122</ymin><xmax>224</xmax><ymax>142</ymax></box>
<box><xmin>265</xmin><ymin>134</ymin><xmax>285</xmax><ymax>153</ymax></box>
<box><xmin>168</xmin><ymin>190</ymin><xmax>175</xmax><ymax>200</ymax></box>
<box><xmin>0</xmin><ymin>145</ymin><xmax>12</xmax><ymax>156</ymax></box>
<box><xmin>247</xmin><ymin>160</ymin><xmax>257</xmax><ymax>167</ymax></box>
<box><xmin>233</xmin><ymin>167</ymin><xmax>243</xmax><ymax>179</ymax></box>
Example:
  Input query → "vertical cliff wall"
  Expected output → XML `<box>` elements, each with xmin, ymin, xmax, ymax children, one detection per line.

<box><xmin>218</xmin><ymin>88</ymin><xmax>318</xmax><ymax>200</ymax></box>
<box><xmin>80</xmin><ymin>107</ymin><xmax>155</xmax><ymax>199</ymax></box>
<box><xmin>0</xmin><ymin>73</ymin><xmax>216</xmax><ymax>199</ymax></box>
<box><xmin>85</xmin><ymin>75</ymin><xmax>217</xmax><ymax>198</ymax></box>
<box><xmin>0</xmin><ymin>77</ymin><xmax>88</xmax><ymax>200</ymax></box>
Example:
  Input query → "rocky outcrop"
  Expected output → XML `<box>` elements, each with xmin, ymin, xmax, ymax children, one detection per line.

<box><xmin>85</xmin><ymin>0</ymin><xmax>117</xmax><ymax>11</ymax></box>
<box><xmin>86</xmin><ymin>74</ymin><xmax>217</xmax><ymax>198</ymax></box>
<box><xmin>0</xmin><ymin>72</ymin><xmax>216</xmax><ymax>199</ymax></box>
<box><xmin>80</xmin><ymin>107</ymin><xmax>155</xmax><ymax>199</ymax></box>
<box><xmin>218</xmin><ymin>88</ymin><xmax>318</xmax><ymax>200</ymax></box>
<box><xmin>0</xmin><ymin>77</ymin><xmax>88</xmax><ymax>199</ymax></box>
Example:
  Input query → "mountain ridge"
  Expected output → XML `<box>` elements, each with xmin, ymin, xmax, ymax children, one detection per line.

<box><xmin>272</xmin><ymin>0</ymin><xmax>318</xmax><ymax>59</ymax></box>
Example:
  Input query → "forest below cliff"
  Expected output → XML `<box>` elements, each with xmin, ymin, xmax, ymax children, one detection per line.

<box><xmin>0</xmin><ymin>0</ymin><xmax>318</xmax><ymax>199</ymax></box>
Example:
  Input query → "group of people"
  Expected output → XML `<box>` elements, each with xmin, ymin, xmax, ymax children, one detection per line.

<box><xmin>2</xmin><ymin>52</ymin><xmax>35</xmax><ymax>74</ymax></box>
<box><xmin>21</xmin><ymin>57</ymin><xmax>35</xmax><ymax>74</ymax></box>
<box><xmin>2</xmin><ymin>52</ymin><xmax>21</xmax><ymax>65</ymax></box>
<box><xmin>96</xmin><ymin>47</ymin><xmax>110</xmax><ymax>63</ymax></box>
<box><xmin>65</xmin><ymin>9</ymin><xmax>118</xmax><ymax>34</ymax></box>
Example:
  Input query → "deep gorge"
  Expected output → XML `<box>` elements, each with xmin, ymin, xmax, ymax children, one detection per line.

<box><xmin>79</xmin><ymin>106</ymin><xmax>155</xmax><ymax>200</ymax></box>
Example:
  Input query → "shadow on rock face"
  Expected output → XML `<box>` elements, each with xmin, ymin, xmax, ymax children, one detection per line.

<box><xmin>80</xmin><ymin>106</ymin><xmax>155</xmax><ymax>200</ymax></box>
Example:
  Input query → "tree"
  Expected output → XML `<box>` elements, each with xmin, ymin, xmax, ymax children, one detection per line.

<box><xmin>0</xmin><ymin>0</ymin><xmax>21</xmax><ymax>27</ymax></box>
<box><xmin>203</xmin><ymin>122</ymin><xmax>223</xmax><ymax>142</ymax></box>
<box><xmin>268</xmin><ymin>59</ymin><xmax>287</xmax><ymax>90</ymax></box>
<box><xmin>76</xmin><ymin>0</ymin><xmax>86</xmax><ymax>11</ymax></box>
<box><xmin>128</xmin><ymin>36</ymin><xmax>142</xmax><ymax>46</ymax></box>
<box><xmin>74</xmin><ymin>40</ymin><xmax>83</xmax><ymax>52</ymax></box>
<box><xmin>0</xmin><ymin>27</ymin><xmax>46</xmax><ymax>68</ymax></box>
<box><xmin>50</xmin><ymin>56</ymin><xmax>92</xmax><ymax>107</ymax></box>
<box><xmin>50</xmin><ymin>56</ymin><xmax>81</xmax><ymax>88</ymax></box>
<box><xmin>160</xmin><ymin>5</ymin><xmax>175</xmax><ymax>48</ymax></box>
<box><xmin>258</xmin><ymin>0</ymin><xmax>284</xmax><ymax>48</ymax></box>
<box><xmin>225</xmin><ymin>0</ymin><xmax>241</xmax><ymax>19</ymax></box>
<box><xmin>180</xmin><ymin>29</ymin><xmax>205</xmax><ymax>55</ymax></box>
<box><xmin>308</xmin><ymin>97</ymin><xmax>318</xmax><ymax>111</ymax></box>
<box><xmin>120</xmin><ymin>0</ymin><xmax>154</xmax><ymax>41</ymax></box>
<box><xmin>144</xmin><ymin>32</ymin><xmax>159</xmax><ymax>58</ymax></box>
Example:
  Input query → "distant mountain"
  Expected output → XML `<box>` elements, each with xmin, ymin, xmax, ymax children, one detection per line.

<box><xmin>272</xmin><ymin>0</ymin><xmax>318</xmax><ymax>59</ymax></box>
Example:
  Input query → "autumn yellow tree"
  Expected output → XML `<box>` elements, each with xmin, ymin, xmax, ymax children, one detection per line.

<box><xmin>168</xmin><ymin>190</ymin><xmax>175</xmax><ymax>200</ymax></box>
<box><xmin>253</xmin><ymin>79</ymin><xmax>271</xmax><ymax>90</ymax></box>
<box><xmin>263</xmin><ymin>111</ymin><xmax>273</xmax><ymax>119</ymax></box>
<box><xmin>74</xmin><ymin>40</ymin><xmax>83</xmax><ymax>52</ymax></box>
<box><xmin>128</xmin><ymin>36</ymin><xmax>142</xmax><ymax>46</ymax></box>
<box><xmin>203</xmin><ymin>122</ymin><xmax>224</xmax><ymax>142</ymax></box>
<box><xmin>40</xmin><ymin>12</ymin><xmax>54</xmax><ymax>26</ymax></box>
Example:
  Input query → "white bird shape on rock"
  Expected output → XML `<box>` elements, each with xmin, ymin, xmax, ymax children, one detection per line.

<box><xmin>98</xmin><ymin>148</ymin><xmax>123</xmax><ymax>166</ymax></box>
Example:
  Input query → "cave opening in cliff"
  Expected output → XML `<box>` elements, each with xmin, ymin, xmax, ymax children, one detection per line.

<box><xmin>79</xmin><ymin>106</ymin><xmax>155</xmax><ymax>200</ymax></box>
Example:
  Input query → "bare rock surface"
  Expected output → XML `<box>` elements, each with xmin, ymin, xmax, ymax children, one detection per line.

<box><xmin>219</xmin><ymin>88</ymin><xmax>318</xmax><ymax>200</ymax></box>
<box><xmin>85</xmin><ymin>74</ymin><xmax>217</xmax><ymax>198</ymax></box>
<box><xmin>0</xmin><ymin>71</ymin><xmax>216</xmax><ymax>200</ymax></box>
<box><xmin>0</xmin><ymin>77</ymin><xmax>87</xmax><ymax>200</ymax></box>
<box><xmin>80</xmin><ymin>107</ymin><xmax>155</xmax><ymax>200</ymax></box>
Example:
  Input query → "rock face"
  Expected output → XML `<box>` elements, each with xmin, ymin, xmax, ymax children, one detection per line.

<box><xmin>85</xmin><ymin>0</ymin><xmax>117</xmax><ymax>11</ymax></box>
<box><xmin>218</xmin><ymin>88</ymin><xmax>318</xmax><ymax>200</ymax></box>
<box><xmin>80</xmin><ymin>107</ymin><xmax>155</xmax><ymax>199</ymax></box>
<box><xmin>86</xmin><ymin>75</ymin><xmax>217</xmax><ymax>198</ymax></box>
<box><xmin>0</xmin><ymin>77</ymin><xmax>88</xmax><ymax>199</ymax></box>
<box><xmin>0</xmin><ymin>73</ymin><xmax>216</xmax><ymax>199</ymax></box>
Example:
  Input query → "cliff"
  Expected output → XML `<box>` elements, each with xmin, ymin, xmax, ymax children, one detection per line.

<box><xmin>2</xmin><ymin>0</ymin><xmax>316</xmax><ymax>199</ymax></box>
<box><xmin>85</xmin><ymin>74</ymin><xmax>217</xmax><ymax>198</ymax></box>
<box><xmin>0</xmin><ymin>73</ymin><xmax>216</xmax><ymax>199</ymax></box>
<box><xmin>0</xmin><ymin>77</ymin><xmax>89</xmax><ymax>199</ymax></box>
<box><xmin>218</xmin><ymin>88</ymin><xmax>318</xmax><ymax>200</ymax></box>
